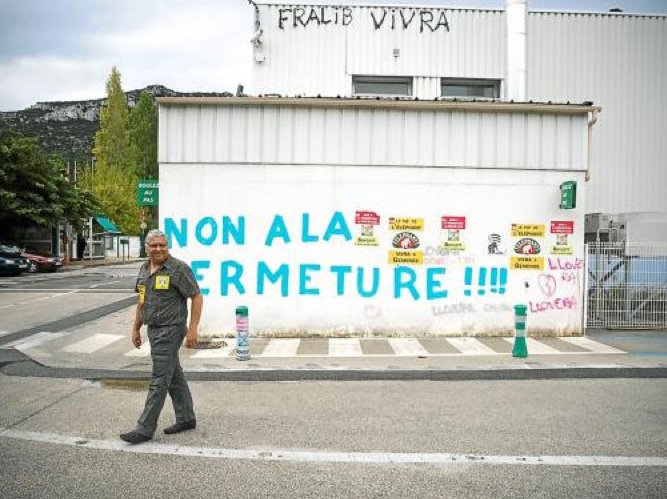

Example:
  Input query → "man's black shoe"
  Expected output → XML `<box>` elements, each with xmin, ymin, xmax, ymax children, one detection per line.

<box><xmin>164</xmin><ymin>421</ymin><xmax>197</xmax><ymax>434</ymax></box>
<box><xmin>120</xmin><ymin>431</ymin><xmax>152</xmax><ymax>444</ymax></box>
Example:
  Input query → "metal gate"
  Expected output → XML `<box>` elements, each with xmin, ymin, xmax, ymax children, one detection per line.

<box><xmin>586</xmin><ymin>243</ymin><xmax>667</xmax><ymax>328</ymax></box>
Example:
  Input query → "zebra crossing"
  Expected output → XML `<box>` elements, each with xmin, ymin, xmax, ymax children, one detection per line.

<box><xmin>1</xmin><ymin>331</ymin><xmax>627</xmax><ymax>358</ymax></box>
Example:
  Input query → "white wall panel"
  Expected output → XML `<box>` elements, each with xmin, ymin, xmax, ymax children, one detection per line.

<box><xmin>528</xmin><ymin>12</ymin><xmax>667</xmax><ymax>214</ymax></box>
<box><xmin>159</xmin><ymin>100</ymin><xmax>590</xmax><ymax>171</ymax></box>
<box><xmin>252</xmin><ymin>3</ymin><xmax>505</xmax><ymax>97</ymax></box>
<box><xmin>160</xmin><ymin>162</ymin><xmax>587</xmax><ymax>336</ymax></box>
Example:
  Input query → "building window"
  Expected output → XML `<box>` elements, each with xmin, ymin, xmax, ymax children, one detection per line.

<box><xmin>441</xmin><ymin>78</ymin><xmax>500</xmax><ymax>99</ymax></box>
<box><xmin>353</xmin><ymin>76</ymin><xmax>412</xmax><ymax>97</ymax></box>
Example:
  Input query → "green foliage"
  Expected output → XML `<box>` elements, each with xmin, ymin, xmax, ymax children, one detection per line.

<box><xmin>78</xmin><ymin>162</ymin><xmax>139</xmax><ymax>234</ymax></box>
<box><xmin>0</xmin><ymin>129</ymin><xmax>98</xmax><ymax>235</ymax></box>
<box><xmin>128</xmin><ymin>91</ymin><xmax>158</xmax><ymax>179</ymax></box>
<box><xmin>93</xmin><ymin>67</ymin><xmax>130</xmax><ymax>170</ymax></box>
<box><xmin>89</xmin><ymin>66</ymin><xmax>141</xmax><ymax>235</ymax></box>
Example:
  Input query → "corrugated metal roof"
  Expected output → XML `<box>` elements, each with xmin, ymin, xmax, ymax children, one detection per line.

<box><xmin>158</xmin><ymin>98</ymin><xmax>591</xmax><ymax>170</ymax></box>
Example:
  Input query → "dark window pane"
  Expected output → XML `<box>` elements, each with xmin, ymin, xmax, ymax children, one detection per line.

<box><xmin>353</xmin><ymin>76</ymin><xmax>412</xmax><ymax>96</ymax></box>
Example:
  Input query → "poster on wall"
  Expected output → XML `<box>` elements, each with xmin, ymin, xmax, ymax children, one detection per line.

<box><xmin>440</xmin><ymin>216</ymin><xmax>466</xmax><ymax>251</ymax></box>
<box><xmin>354</xmin><ymin>210</ymin><xmax>380</xmax><ymax>246</ymax></box>
<box><xmin>550</xmin><ymin>220</ymin><xmax>574</xmax><ymax>255</ymax></box>
<box><xmin>510</xmin><ymin>223</ymin><xmax>545</xmax><ymax>270</ymax></box>
<box><xmin>388</xmin><ymin>217</ymin><xmax>424</xmax><ymax>265</ymax></box>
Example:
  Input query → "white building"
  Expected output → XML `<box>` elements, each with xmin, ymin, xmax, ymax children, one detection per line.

<box><xmin>156</xmin><ymin>1</ymin><xmax>665</xmax><ymax>336</ymax></box>
<box><xmin>249</xmin><ymin>1</ymin><xmax>666</xmax><ymax>219</ymax></box>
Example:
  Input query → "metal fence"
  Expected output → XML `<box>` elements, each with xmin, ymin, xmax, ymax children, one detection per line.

<box><xmin>586</xmin><ymin>243</ymin><xmax>667</xmax><ymax>329</ymax></box>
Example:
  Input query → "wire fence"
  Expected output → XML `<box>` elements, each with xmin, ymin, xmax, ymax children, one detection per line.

<box><xmin>586</xmin><ymin>243</ymin><xmax>667</xmax><ymax>329</ymax></box>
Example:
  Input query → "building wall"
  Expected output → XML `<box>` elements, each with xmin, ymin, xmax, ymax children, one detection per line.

<box><xmin>252</xmin><ymin>4</ymin><xmax>505</xmax><ymax>98</ymax></box>
<box><xmin>159</xmin><ymin>101</ymin><xmax>589</xmax><ymax>336</ymax></box>
<box><xmin>249</xmin><ymin>3</ymin><xmax>667</xmax><ymax>217</ymax></box>
<box><xmin>528</xmin><ymin>11</ymin><xmax>667</xmax><ymax>215</ymax></box>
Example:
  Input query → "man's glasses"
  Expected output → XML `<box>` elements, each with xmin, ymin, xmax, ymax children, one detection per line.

<box><xmin>147</xmin><ymin>243</ymin><xmax>168</xmax><ymax>249</ymax></box>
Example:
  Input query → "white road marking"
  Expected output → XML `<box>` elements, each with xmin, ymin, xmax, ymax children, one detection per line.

<box><xmin>190</xmin><ymin>344</ymin><xmax>235</xmax><ymax>358</ymax></box>
<box><xmin>0</xmin><ymin>291</ymin><xmax>79</xmax><ymax>309</ymax></box>
<box><xmin>0</xmin><ymin>429</ymin><xmax>665</xmax><ymax>467</ymax></box>
<box><xmin>328</xmin><ymin>338</ymin><xmax>363</xmax><ymax>357</ymax></box>
<box><xmin>561</xmin><ymin>337</ymin><xmax>626</xmax><ymax>354</ymax></box>
<box><xmin>124</xmin><ymin>342</ymin><xmax>151</xmax><ymax>357</ymax></box>
<box><xmin>503</xmin><ymin>338</ymin><xmax>561</xmax><ymax>354</ymax></box>
<box><xmin>0</xmin><ymin>332</ymin><xmax>66</xmax><ymax>350</ymax></box>
<box><xmin>63</xmin><ymin>334</ymin><xmax>124</xmax><ymax>353</ymax></box>
<box><xmin>260</xmin><ymin>339</ymin><xmax>301</xmax><ymax>357</ymax></box>
<box><xmin>388</xmin><ymin>338</ymin><xmax>429</xmax><ymax>356</ymax></box>
<box><xmin>447</xmin><ymin>337</ymin><xmax>496</xmax><ymax>355</ymax></box>
<box><xmin>89</xmin><ymin>280</ymin><xmax>120</xmax><ymax>288</ymax></box>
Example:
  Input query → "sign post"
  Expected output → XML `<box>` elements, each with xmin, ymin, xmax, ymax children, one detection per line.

<box><xmin>137</xmin><ymin>180</ymin><xmax>159</xmax><ymax>207</ymax></box>
<box><xmin>137</xmin><ymin>180</ymin><xmax>158</xmax><ymax>258</ymax></box>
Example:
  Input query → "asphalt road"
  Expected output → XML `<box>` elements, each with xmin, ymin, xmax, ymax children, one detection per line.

<box><xmin>1</xmin><ymin>375</ymin><xmax>665</xmax><ymax>499</ymax></box>
<box><xmin>0</xmin><ymin>264</ymin><xmax>138</xmax><ymax>343</ymax></box>
<box><xmin>1</xmin><ymin>264</ymin><xmax>665</xmax><ymax>498</ymax></box>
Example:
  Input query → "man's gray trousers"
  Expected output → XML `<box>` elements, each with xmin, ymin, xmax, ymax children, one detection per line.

<box><xmin>135</xmin><ymin>323</ymin><xmax>195</xmax><ymax>437</ymax></box>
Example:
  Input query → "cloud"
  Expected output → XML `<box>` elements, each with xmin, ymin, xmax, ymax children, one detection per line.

<box><xmin>0</xmin><ymin>0</ymin><xmax>252</xmax><ymax>110</ymax></box>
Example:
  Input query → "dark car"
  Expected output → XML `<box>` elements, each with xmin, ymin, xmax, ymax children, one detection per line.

<box><xmin>19</xmin><ymin>246</ymin><xmax>63</xmax><ymax>273</ymax></box>
<box><xmin>0</xmin><ymin>255</ymin><xmax>22</xmax><ymax>276</ymax></box>
<box><xmin>0</xmin><ymin>246</ymin><xmax>28</xmax><ymax>276</ymax></box>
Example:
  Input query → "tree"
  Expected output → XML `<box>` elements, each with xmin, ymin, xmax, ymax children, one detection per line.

<box><xmin>87</xmin><ymin>66</ymin><xmax>141</xmax><ymax>234</ymax></box>
<box><xmin>93</xmin><ymin>66</ymin><xmax>130</xmax><ymax>170</ymax></box>
<box><xmin>0</xmin><ymin>129</ymin><xmax>98</xmax><ymax>236</ymax></box>
<box><xmin>128</xmin><ymin>91</ymin><xmax>158</xmax><ymax>179</ymax></box>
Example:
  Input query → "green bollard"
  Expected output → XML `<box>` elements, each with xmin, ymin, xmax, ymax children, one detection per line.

<box><xmin>512</xmin><ymin>304</ymin><xmax>528</xmax><ymax>358</ymax></box>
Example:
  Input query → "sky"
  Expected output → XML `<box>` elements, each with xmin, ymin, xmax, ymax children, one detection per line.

<box><xmin>0</xmin><ymin>0</ymin><xmax>665</xmax><ymax>111</ymax></box>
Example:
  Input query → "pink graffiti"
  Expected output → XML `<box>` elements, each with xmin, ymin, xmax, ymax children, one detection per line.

<box><xmin>529</xmin><ymin>296</ymin><xmax>578</xmax><ymax>313</ymax></box>
<box><xmin>538</xmin><ymin>274</ymin><xmax>557</xmax><ymax>297</ymax></box>
<box><xmin>548</xmin><ymin>257</ymin><xmax>584</xmax><ymax>271</ymax></box>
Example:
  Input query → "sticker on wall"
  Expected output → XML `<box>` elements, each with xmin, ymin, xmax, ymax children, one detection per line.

<box><xmin>440</xmin><ymin>216</ymin><xmax>466</xmax><ymax>251</ymax></box>
<box><xmin>389</xmin><ymin>217</ymin><xmax>424</xmax><ymax>231</ymax></box>
<box><xmin>354</xmin><ymin>210</ymin><xmax>380</xmax><ymax>246</ymax></box>
<box><xmin>388</xmin><ymin>217</ymin><xmax>424</xmax><ymax>265</ymax></box>
<box><xmin>511</xmin><ymin>224</ymin><xmax>545</xmax><ymax>238</ymax></box>
<box><xmin>514</xmin><ymin>238</ymin><xmax>541</xmax><ymax>255</ymax></box>
<box><xmin>550</xmin><ymin>220</ymin><xmax>574</xmax><ymax>255</ymax></box>
<box><xmin>487</xmin><ymin>233</ymin><xmax>505</xmax><ymax>255</ymax></box>
<box><xmin>510</xmin><ymin>256</ymin><xmax>545</xmax><ymax>270</ymax></box>
<box><xmin>392</xmin><ymin>231</ymin><xmax>420</xmax><ymax>249</ymax></box>
<box><xmin>388</xmin><ymin>250</ymin><xmax>424</xmax><ymax>265</ymax></box>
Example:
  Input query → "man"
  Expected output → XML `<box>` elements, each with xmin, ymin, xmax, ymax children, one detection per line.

<box><xmin>120</xmin><ymin>229</ymin><xmax>203</xmax><ymax>444</ymax></box>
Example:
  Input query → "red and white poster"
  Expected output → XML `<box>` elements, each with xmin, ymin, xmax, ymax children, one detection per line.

<box><xmin>550</xmin><ymin>221</ymin><xmax>574</xmax><ymax>234</ymax></box>
<box><xmin>354</xmin><ymin>210</ymin><xmax>380</xmax><ymax>246</ymax></box>
<box><xmin>441</xmin><ymin>216</ymin><xmax>466</xmax><ymax>230</ymax></box>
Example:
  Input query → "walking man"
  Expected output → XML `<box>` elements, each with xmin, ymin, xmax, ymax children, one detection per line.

<box><xmin>120</xmin><ymin>229</ymin><xmax>203</xmax><ymax>444</ymax></box>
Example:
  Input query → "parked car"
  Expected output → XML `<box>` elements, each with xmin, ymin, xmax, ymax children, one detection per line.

<box><xmin>21</xmin><ymin>247</ymin><xmax>63</xmax><ymax>273</ymax></box>
<box><xmin>0</xmin><ymin>245</ymin><xmax>28</xmax><ymax>276</ymax></box>
<box><xmin>0</xmin><ymin>255</ymin><xmax>22</xmax><ymax>276</ymax></box>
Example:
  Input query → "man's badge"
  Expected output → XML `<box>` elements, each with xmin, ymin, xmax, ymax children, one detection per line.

<box><xmin>155</xmin><ymin>275</ymin><xmax>170</xmax><ymax>290</ymax></box>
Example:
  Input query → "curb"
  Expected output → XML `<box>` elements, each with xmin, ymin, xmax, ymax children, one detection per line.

<box><xmin>2</xmin><ymin>356</ymin><xmax>666</xmax><ymax>382</ymax></box>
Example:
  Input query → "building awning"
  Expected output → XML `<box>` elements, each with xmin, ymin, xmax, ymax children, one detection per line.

<box><xmin>95</xmin><ymin>216</ymin><xmax>121</xmax><ymax>234</ymax></box>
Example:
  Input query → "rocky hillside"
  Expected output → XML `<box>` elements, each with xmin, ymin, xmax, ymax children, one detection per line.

<box><xmin>0</xmin><ymin>85</ymin><xmax>233</xmax><ymax>162</ymax></box>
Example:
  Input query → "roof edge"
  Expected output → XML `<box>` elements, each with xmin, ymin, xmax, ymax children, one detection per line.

<box><xmin>156</xmin><ymin>96</ymin><xmax>600</xmax><ymax>115</ymax></box>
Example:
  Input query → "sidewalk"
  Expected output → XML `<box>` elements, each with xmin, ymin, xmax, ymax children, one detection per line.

<box><xmin>61</xmin><ymin>257</ymin><xmax>145</xmax><ymax>271</ymax></box>
<box><xmin>4</xmin><ymin>299</ymin><xmax>665</xmax><ymax>380</ymax></box>
<box><xmin>4</xmin><ymin>256</ymin><xmax>666</xmax><ymax>379</ymax></box>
